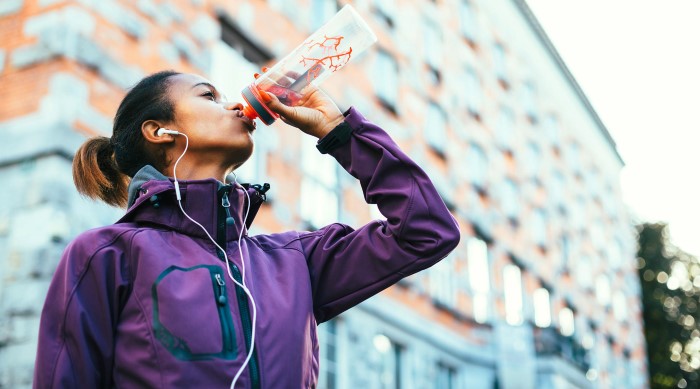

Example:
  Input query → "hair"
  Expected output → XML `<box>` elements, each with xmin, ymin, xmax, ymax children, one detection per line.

<box><xmin>73</xmin><ymin>70</ymin><xmax>181</xmax><ymax>208</ymax></box>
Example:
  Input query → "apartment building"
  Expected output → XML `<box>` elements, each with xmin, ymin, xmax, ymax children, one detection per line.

<box><xmin>0</xmin><ymin>0</ymin><xmax>646</xmax><ymax>387</ymax></box>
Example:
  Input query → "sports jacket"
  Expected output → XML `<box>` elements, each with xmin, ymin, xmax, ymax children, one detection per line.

<box><xmin>34</xmin><ymin>107</ymin><xmax>461</xmax><ymax>388</ymax></box>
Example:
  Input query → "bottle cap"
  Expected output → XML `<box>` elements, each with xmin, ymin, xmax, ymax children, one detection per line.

<box><xmin>241</xmin><ymin>84</ymin><xmax>278</xmax><ymax>125</ymax></box>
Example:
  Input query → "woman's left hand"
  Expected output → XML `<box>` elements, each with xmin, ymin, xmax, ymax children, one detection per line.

<box><xmin>263</xmin><ymin>86</ymin><xmax>344</xmax><ymax>139</ymax></box>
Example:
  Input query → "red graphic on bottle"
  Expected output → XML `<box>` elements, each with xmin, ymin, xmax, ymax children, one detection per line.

<box><xmin>300</xmin><ymin>35</ymin><xmax>353</xmax><ymax>82</ymax></box>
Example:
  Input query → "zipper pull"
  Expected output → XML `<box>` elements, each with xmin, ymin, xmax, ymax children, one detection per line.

<box><xmin>221</xmin><ymin>192</ymin><xmax>235</xmax><ymax>226</ymax></box>
<box><xmin>215</xmin><ymin>273</ymin><xmax>227</xmax><ymax>305</ymax></box>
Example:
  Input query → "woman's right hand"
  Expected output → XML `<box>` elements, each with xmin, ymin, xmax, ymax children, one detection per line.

<box><xmin>253</xmin><ymin>68</ymin><xmax>344</xmax><ymax>139</ymax></box>
<box><xmin>263</xmin><ymin>87</ymin><xmax>344</xmax><ymax>139</ymax></box>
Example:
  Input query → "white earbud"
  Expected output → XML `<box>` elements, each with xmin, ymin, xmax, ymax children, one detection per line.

<box><xmin>162</xmin><ymin>127</ymin><xmax>185</xmax><ymax>201</ymax></box>
<box><xmin>157</xmin><ymin>128</ymin><xmax>180</xmax><ymax>136</ymax></box>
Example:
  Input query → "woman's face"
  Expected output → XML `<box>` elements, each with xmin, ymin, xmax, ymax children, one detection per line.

<box><xmin>164</xmin><ymin>73</ymin><xmax>256</xmax><ymax>168</ymax></box>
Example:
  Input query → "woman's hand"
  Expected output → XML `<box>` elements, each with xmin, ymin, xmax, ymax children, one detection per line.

<box><xmin>263</xmin><ymin>86</ymin><xmax>344</xmax><ymax>139</ymax></box>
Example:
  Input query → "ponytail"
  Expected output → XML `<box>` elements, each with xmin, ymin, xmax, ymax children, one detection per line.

<box><xmin>71</xmin><ymin>70</ymin><xmax>180</xmax><ymax>208</ymax></box>
<box><xmin>73</xmin><ymin>136</ymin><xmax>129</xmax><ymax>208</ymax></box>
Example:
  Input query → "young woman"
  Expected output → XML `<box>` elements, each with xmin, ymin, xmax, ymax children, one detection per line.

<box><xmin>33</xmin><ymin>70</ymin><xmax>460</xmax><ymax>388</ymax></box>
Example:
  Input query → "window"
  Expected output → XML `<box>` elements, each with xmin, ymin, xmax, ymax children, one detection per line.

<box><xmin>595</xmin><ymin>336</ymin><xmax>611</xmax><ymax>376</ymax></box>
<box><xmin>550</xmin><ymin>171</ymin><xmax>566</xmax><ymax>209</ymax></box>
<box><xmin>219</xmin><ymin>14</ymin><xmax>273</xmax><ymax>65</ymax></box>
<box><xmin>373</xmin><ymin>334</ymin><xmax>403</xmax><ymax>389</ymax></box>
<box><xmin>559</xmin><ymin>235</ymin><xmax>571</xmax><ymax>269</ymax></box>
<box><xmin>268</xmin><ymin>0</ymin><xmax>304</xmax><ymax>28</ymax></box>
<box><xmin>492</xmin><ymin>43</ymin><xmax>507</xmax><ymax>84</ymax></box>
<box><xmin>459</xmin><ymin>1</ymin><xmax>477</xmax><ymax>42</ymax></box>
<box><xmin>373</xmin><ymin>50</ymin><xmax>399</xmax><ymax>112</ymax></box>
<box><xmin>318</xmin><ymin>319</ymin><xmax>339</xmax><ymax>389</ymax></box>
<box><xmin>568</xmin><ymin>196</ymin><xmax>586</xmax><ymax>230</ymax></box>
<box><xmin>543</xmin><ymin>114</ymin><xmax>561</xmax><ymax>148</ymax></box>
<box><xmin>465</xmin><ymin>143</ymin><xmax>488</xmax><ymax>189</ymax></box>
<box><xmin>425</xmin><ymin>102</ymin><xmax>447</xmax><ymax>156</ymax></box>
<box><xmin>564</xmin><ymin>141</ymin><xmax>582</xmax><ymax>174</ymax></box>
<box><xmin>521</xmin><ymin>82</ymin><xmax>537</xmax><ymax>121</ymax></box>
<box><xmin>531</xmin><ymin>209</ymin><xmax>547</xmax><ymax>248</ymax></box>
<box><xmin>590</xmin><ymin>221</ymin><xmax>606</xmax><ymax>251</ymax></box>
<box><xmin>602</xmin><ymin>181</ymin><xmax>619</xmax><ymax>217</ymax></box>
<box><xmin>612</xmin><ymin>291</ymin><xmax>627</xmax><ymax>321</ymax></box>
<box><xmin>499</xmin><ymin>179</ymin><xmax>520</xmax><ymax>221</ymax></box>
<box><xmin>607</xmin><ymin>237</ymin><xmax>624</xmax><ymax>269</ymax></box>
<box><xmin>468</xmin><ymin>237</ymin><xmax>490</xmax><ymax>323</ymax></box>
<box><xmin>210</xmin><ymin>40</ymin><xmax>257</xmax><ymax>97</ymax></box>
<box><xmin>503</xmin><ymin>264</ymin><xmax>523</xmax><ymax>325</ymax></box>
<box><xmin>495</xmin><ymin>106</ymin><xmax>515</xmax><ymax>149</ymax></box>
<box><xmin>300</xmin><ymin>137</ymin><xmax>339</xmax><ymax>229</ymax></box>
<box><xmin>374</xmin><ymin>0</ymin><xmax>396</xmax><ymax>27</ymax></box>
<box><xmin>533</xmin><ymin>288</ymin><xmax>551</xmax><ymax>328</ymax></box>
<box><xmin>429</xmin><ymin>251</ymin><xmax>457</xmax><ymax>309</ymax></box>
<box><xmin>464</xmin><ymin>68</ymin><xmax>483</xmax><ymax>117</ymax></box>
<box><xmin>311</xmin><ymin>0</ymin><xmax>339</xmax><ymax>30</ymax></box>
<box><xmin>210</xmin><ymin>41</ymin><xmax>268</xmax><ymax>182</ymax></box>
<box><xmin>559</xmin><ymin>307</ymin><xmax>575</xmax><ymax>336</ymax></box>
<box><xmin>436</xmin><ymin>363</ymin><xmax>456</xmax><ymax>389</ymax></box>
<box><xmin>595</xmin><ymin>274</ymin><xmax>611</xmax><ymax>307</ymax></box>
<box><xmin>585</xmin><ymin>167</ymin><xmax>603</xmax><ymax>200</ymax></box>
<box><xmin>424</xmin><ymin>19</ymin><xmax>443</xmax><ymax>72</ymax></box>
<box><xmin>522</xmin><ymin>142</ymin><xmax>541</xmax><ymax>180</ymax></box>
<box><xmin>575</xmin><ymin>255</ymin><xmax>593</xmax><ymax>289</ymax></box>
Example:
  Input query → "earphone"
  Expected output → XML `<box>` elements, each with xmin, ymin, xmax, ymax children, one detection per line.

<box><xmin>156</xmin><ymin>128</ymin><xmax>180</xmax><ymax>136</ymax></box>
<box><xmin>158</xmin><ymin>127</ymin><xmax>257</xmax><ymax>388</ymax></box>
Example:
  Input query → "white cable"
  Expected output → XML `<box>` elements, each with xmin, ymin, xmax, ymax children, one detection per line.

<box><xmin>170</xmin><ymin>133</ymin><xmax>257</xmax><ymax>388</ymax></box>
<box><xmin>229</xmin><ymin>177</ymin><xmax>255</xmax><ymax>389</ymax></box>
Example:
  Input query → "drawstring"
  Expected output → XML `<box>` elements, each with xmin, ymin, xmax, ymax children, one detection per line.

<box><xmin>221</xmin><ymin>191</ymin><xmax>236</xmax><ymax>226</ymax></box>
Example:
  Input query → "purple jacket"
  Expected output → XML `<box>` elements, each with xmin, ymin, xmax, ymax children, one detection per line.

<box><xmin>34</xmin><ymin>108</ymin><xmax>460</xmax><ymax>388</ymax></box>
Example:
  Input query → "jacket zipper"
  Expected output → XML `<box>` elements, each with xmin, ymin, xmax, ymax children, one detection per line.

<box><xmin>217</xmin><ymin>187</ymin><xmax>261</xmax><ymax>389</ymax></box>
<box><xmin>214</xmin><ymin>273</ymin><xmax>234</xmax><ymax>353</ymax></box>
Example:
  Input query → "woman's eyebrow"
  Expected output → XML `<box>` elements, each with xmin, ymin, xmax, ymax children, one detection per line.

<box><xmin>191</xmin><ymin>82</ymin><xmax>218</xmax><ymax>93</ymax></box>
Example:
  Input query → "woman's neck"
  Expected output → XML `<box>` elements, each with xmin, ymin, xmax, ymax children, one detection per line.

<box><xmin>164</xmin><ymin>159</ymin><xmax>231</xmax><ymax>183</ymax></box>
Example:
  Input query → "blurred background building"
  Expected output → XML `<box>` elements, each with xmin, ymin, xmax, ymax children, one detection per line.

<box><xmin>0</xmin><ymin>0</ymin><xmax>647</xmax><ymax>388</ymax></box>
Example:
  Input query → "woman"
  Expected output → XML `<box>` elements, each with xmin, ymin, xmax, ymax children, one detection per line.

<box><xmin>34</xmin><ymin>70</ymin><xmax>460</xmax><ymax>388</ymax></box>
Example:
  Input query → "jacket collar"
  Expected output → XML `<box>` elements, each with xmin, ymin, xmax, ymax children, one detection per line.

<box><xmin>118</xmin><ymin>165</ymin><xmax>266</xmax><ymax>241</ymax></box>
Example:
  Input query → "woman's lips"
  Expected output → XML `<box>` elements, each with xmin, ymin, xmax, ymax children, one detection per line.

<box><xmin>235</xmin><ymin>109</ymin><xmax>256</xmax><ymax>131</ymax></box>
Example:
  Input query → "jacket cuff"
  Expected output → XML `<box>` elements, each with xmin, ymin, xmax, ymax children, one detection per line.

<box><xmin>316</xmin><ymin>107</ymin><xmax>364</xmax><ymax>154</ymax></box>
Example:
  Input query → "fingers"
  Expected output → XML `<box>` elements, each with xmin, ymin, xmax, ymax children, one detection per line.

<box><xmin>263</xmin><ymin>91</ymin><xmax>295</xmax><ymax>118</ymax></box>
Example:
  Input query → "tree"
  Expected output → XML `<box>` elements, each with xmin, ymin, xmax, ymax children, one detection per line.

<box><xmin>637</xmin><ymin>223</ymin><xmax>700</xmax><ymax>388</ymax></box>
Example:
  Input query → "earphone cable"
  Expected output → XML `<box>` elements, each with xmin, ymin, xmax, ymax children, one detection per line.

<box><xmin>171</xmin><ymin>133</ymin><xmax>257</xmax><ymax>388</ymax></box>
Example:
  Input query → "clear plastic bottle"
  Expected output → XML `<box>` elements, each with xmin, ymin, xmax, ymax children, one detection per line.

<box><xmin>241</xmin><ymin>4</ymin><xmax>377</xmax><ymax>125</ymax></box>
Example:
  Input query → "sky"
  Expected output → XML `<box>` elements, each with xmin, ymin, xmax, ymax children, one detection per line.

<box><xmin>525</xmin><ymin>0</ymin><xmax>700</xmax><ymax>257</ymax></box>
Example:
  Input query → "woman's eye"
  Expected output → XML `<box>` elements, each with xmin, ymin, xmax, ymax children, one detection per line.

<box><xmin>202</xmin><ymin>91</ymin><xmax>216</xmax><ymax>101</ymax></box>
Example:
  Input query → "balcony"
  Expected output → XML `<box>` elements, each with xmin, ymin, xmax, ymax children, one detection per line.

<box><xmin>534</xmin><ymin>326</ymin><xmax>590</xmax><ymax>372</ymax></box>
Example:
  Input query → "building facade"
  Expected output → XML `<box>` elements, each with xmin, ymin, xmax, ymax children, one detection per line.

<box><xmin>0</xmin><ymin>0</ymin><xmax>646</xmax><ymax>388</ymax></box>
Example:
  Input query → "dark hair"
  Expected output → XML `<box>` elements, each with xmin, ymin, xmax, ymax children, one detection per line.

<box><xmin>72</xmin><ymin>70</ymin><xmax>180</xmax><ymax>207</ymax></box>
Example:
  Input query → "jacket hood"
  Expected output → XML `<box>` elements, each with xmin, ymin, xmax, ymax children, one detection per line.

<box><xmin>118</xmin><ymin>165</ymin><xmax>269</xmax><ymax>241</ymax></box>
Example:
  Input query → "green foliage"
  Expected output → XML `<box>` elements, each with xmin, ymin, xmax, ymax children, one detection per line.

<box><xmin>637</xmin><ymin>223</ymin><xmax>700</xmax><ymax>389</ymax></box>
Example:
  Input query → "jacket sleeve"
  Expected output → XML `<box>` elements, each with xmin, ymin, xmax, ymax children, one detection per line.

<box><xmin>33</xmin><ymin>231</ymin><xmax>131</xmax><ymax>388</ymax></box>
<box><xmin>300</xmin><ymin>107</ymin><xmax>461</xmax><ymax>323</ymax></box>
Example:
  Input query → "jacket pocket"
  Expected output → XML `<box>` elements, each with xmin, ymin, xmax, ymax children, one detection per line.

<box><xmin>151</xmin><ymin>265</ymin><xmax>237</xmax><ymax>360</ymax></box>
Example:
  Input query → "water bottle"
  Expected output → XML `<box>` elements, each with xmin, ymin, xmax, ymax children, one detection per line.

<box><xmin>241</xmin><ymin>4</ymin><xmax>377</xmax><ymax>125</ymax></box>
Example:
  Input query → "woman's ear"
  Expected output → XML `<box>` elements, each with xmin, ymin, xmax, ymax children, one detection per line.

<box><xmin>142</xmin><ymin>120</ymin><xmax>174</xmax><ymax>144</ymax></box>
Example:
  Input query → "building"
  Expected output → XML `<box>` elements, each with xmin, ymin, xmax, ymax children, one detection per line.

<box><xmin>0</xmin><ymin>0</ymin><xmax>646</xmax><ymax>388</ymax></box>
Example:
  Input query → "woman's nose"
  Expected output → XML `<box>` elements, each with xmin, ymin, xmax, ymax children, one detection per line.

<box><xmin>224</xmin><ymin>102</ymin><xmax>244</xmax><ymax>111</ymax></box>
